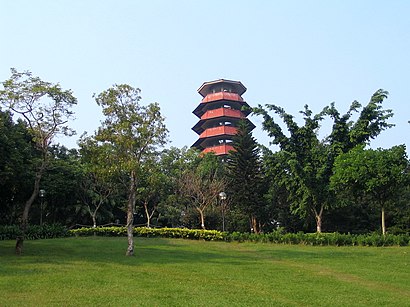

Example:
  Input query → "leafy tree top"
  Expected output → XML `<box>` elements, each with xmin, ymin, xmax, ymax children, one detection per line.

<box><xmin>0</xmin><ymin>68</ymin><xmax>77</xmax><ymax>151</ymax></box>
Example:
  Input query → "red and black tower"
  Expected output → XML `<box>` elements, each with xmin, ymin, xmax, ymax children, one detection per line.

<box><xmin>192</xmin><ymin>79</ymin><xmax>255</xmax><ymax>155</ymax></box>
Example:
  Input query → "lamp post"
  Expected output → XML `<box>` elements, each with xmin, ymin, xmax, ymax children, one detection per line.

<box><xmin>219</xmin><ymin>191</ymin><xmax>227</xmax><ymax>232</ymax></box>
<box><xmin>39</xmin><ymin>189</ymin><xmax>46</xmax><ymax>226</ymax></box>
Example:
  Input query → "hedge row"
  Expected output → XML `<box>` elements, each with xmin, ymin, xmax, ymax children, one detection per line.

<box><xmin>0</xmin><ymin>224</ymin><xmax>70</xmax><ymax>240</ymax></box>
<box><xmin>70</xmin><ymin>226</ymin><xmax>224</xmax><ymax>241</ymax></box>
<box><xmin>1</xmin><ymin>225</ymin><xmax>408</xmax><ymax>246</ymax></box>
<box><xmin>70</xmin><ymin>226</ymin><xmax>409</xmax><ymax>246</ymax></box>
<box><xmin>224</xmin><ymin>231</ymin><xmax>410</xmax><ymax>246</ymax></box>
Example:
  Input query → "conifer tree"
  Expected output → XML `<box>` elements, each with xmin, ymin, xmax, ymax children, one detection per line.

<box><xmin>226</xmin><ymin>120</ymin><xmax>264</xmax><ymax>233</ymax></box>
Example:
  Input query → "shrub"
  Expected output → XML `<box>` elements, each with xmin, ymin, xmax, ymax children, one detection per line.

<box><xmin>69</xmin><ymin>227</ymin><xmax>225</xmax><ymax>241</ymax></box>
<box><xmin>3</xmin><ymin>225</ymin><xmax>407</xmax><ymax>247</ymax></box>
<box><xmin>0</xmin><ymin>224</ymin><xmax>69</xmax><ymax>240</ymax></box>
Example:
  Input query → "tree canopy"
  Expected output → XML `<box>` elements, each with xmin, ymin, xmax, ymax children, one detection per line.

<box><xmin>253</xmin><ymin>89</ymin><xmax>394</xmax><ymax>232</ymax></box>
<box><xmin>0</xmin><ymin>69</ymin><xmax>77</xmax><ymax>253</ymax></box>
<box><xmin>331</xmin><ymin>145</ymin><xmax>409</xmax><ymax>235</ymax></box>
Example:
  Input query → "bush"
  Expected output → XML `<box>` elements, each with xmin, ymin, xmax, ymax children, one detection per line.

<box><xmin>3</xmin><ymin>225</ymin><xmax>408</xmax><ymax>246</ymax></box>
<box><xmin>224</xmin><ymin>229</ymin><xmax>408</xmax><ymax>246</ymax></box>
<box><xmin>0</xmin><ymin>224</ymin><xmax>69</xmax><ymax>240</ymax></box>
<box><xmin>0</xmin><ymin>225</ymin><xmax>21</xmax><ymax>240</ymax></box>
<box><xmin>69</xmin><ymin>227</ymin><xmax>225</xmax><ymax>241</ymax></box>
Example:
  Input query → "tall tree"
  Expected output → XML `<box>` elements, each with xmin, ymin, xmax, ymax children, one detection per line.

<box><xmin>0</xmin><ymin>69</ymin><xmax>77</xmax><ymax>253</ymax></box>
<box><xmin>331</xmin><ymin>145</ymin><xmax>409</xmax><ymax>235</ymax></box>
<box><xmin>253</xmin><ymin>89</ymin><xmax>393</xmax><ymax>232</ymax></box>
<box><xmin>226</xmin><ymin>120</ymin><xmax>265</xmax><ymax>233</ymax></box>
<box><xmin>92</xmin><ymin>84</ymin><xmax>168</xmax><ymax>256</ymax></box>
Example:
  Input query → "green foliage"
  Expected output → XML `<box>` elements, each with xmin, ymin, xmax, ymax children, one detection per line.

<box><xmin>253</xmin><ymin>89</ymin><xmax>394</xmax><ymax>233</ymax></box>
<box><xmin>177</xmin><ymin>152</ymin><xmax>225</xmax><ymax>229</ymax></box>
<box><xmin>0</xmin><ymin>224</ymin><xmax>69</xmax><ymax>240</ymax></box>
<box><xmin>155</xmin><ymin>147</ymin><xmax>201</xmax><ymax>227</ymax></box>
<box><xmin>331</xmin><ymin>145</ymin><xmax>409</xmax><ymax>234</ymax></box>
<box><xmin>0</xmin><ymin>68</ymin><xmax>77</xmax><ymax>150</ymax></box>
<box><xmin>41</xmin><ymin>145</ymin><xmax>84</xmax><ymax>225</ymax></box>
<box><xmin>224</xmin><ymin>230</ymin><xmax>409</xmax><ymax>246</ymax></box>
<box><xmin>323</xmin><ymin>90</ymin><xmax>394</xmax><ymax>154</ymax></box>
<box><xmin>226</xmin><ymin>120</ymin><xmax>266</xmax><ymax>232</ymax></box>
<box><xmin>69</xmin><ymin>226</ymin><xmax>224</xmax><ymax>241</ymax></box>
<box><xmin>67</xmin><ymin>226</ymin><xmax>409</xmax><ymax>246</ymax></box>
<box><xmin>93</xmin><ymin>84</ymin><xmax>168</xmax><ymax>172</ymax></box>
<box><xmin>331</xmin><ymin>145</ymin><xmax>409</xmax><ymax>197</ymax></box>
<box><xmin>0</xmin><ymin>69</ymin><xmax>77</xmax><ymax>240</ymax></box>
<box><xmin>92</xmin><ymin>83</ymin><xmax>169</xmax><ymax>255</ymax></box>
<box><xmin>0</xmin><ymin>110</ymin><xmax>36</xmax><ymax>224</ymax></box>
<box><xmin>77</xmin><ymin>136</ymin><xmax>119</xmax><ymax>227</ymax></box>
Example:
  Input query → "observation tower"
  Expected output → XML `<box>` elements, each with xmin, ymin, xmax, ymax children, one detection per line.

<box><xmin>192</xmin><ymin>79</ymin><xmax>255</xmax><ymax>155</ymax></box>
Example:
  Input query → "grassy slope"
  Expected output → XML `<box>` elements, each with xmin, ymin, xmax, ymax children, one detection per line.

<box><xmin>0</xmin><ymin>237</ymin><xmax>409</xmax><ymax>306</ymax></box>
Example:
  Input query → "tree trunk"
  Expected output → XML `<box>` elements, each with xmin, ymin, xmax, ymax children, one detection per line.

<box><xmin>315</xmin><ymin>214</ymin><xmax>322</xmax><ymax>233</ymax></box>
<box><xmin>314</xmin><ymin>205</ymin><xmax>324</xmax><ymax>233</ymax></box>
<box><xmin>196</xmin><ymin>207</ymin><xmax>206</xmax><ymax>230</ymax></box>
<box><xmin>92</xmin><ymin>214</ymin><xmax>97</xmax><ymax>228</ymax></box>
<box><xmin>16</xmin><ymin>163</ymin><xmax>45</xmax><ymax>255</ymax></box>
<box><xmin>250</xmin><ymin>215</ymin><xmax>259</xmax><ymax>234</ymax></box>
<box><xmin>126</xmin><ymin>170</ymin><xmax>136</xmax><ymax>256</ymax></box>
<box><xmin>381</xmin><ymin>206</ymin><xmax>386</xmax><ymax>235</ymax></box>
<box><xmin>143</xmin><ymin>201</ymin><xmax>151</xmax><ymax>228</ymax></box>
<box><xmin>92</xmin><ymin>213</ymin><xmax>97</xmax><ymax>236</ymax></box>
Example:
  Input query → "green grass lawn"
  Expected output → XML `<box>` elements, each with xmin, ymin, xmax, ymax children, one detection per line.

<box><xmin>0</xmin><ymin>237</ymin><xmax>409</xmax><ymax>306</ymax></box>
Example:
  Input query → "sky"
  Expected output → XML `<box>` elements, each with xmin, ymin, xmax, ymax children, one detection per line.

<box><xmin>1</xmin><ymin>0</ymin><xmax>409</xmax><ymax>154</ymax></box>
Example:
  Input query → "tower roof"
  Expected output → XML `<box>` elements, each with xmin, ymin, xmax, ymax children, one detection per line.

<box><xmin>197</xmin><ymin>79</ymin><xmax>247</xmax><ymax>97</ymax></box>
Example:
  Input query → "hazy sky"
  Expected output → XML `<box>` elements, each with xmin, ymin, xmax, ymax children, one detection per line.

<box><xmin>1</xmin><ymin>0</ymin><xmax>409</xmax><ymax>153</ymax></box>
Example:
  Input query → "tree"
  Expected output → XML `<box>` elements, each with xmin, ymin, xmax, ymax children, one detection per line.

<box><xmin>226</xmin><ymin>120</ymin><xmax>265</xmax><ymax>233</ymax></box>
<box><xmin>136</xmin><ymin>159</ymin><xmax>168</xmax><ymax>228</ymax></box>
<box><xmin>0</xmin><ymin>109</ymin><xmax>35</xmax><ymax>225</ymax></box>
<box><xmin>40</xmin><ymin>145</ymin><xmax>83</xmax><ymax>226</ymax></box>
<box><xmin>331</xmin><ymin>145</ymin><xmax>409</xmax><ymax>235</ymax></box>
<box><xmin>78</xmin><ymin>137</ymin><xmax>118</xmax><ymax>228</ymax></box>
<box><xmin>253</xmin><ymin>89</ymin><xmax>393</xmax><ymax>233</ymax></box>
<box><xmin>92</xmin><ymin>84</ymin><xmax>168</xmax><ymax>256</ymax></box>
<box><xmin>156</xmin><ymin>146</ymin><xmax>199</xmax><ymax>227</ymax></box>
<box><xmin>0</xmin><ymin>69</ymin><xmax>77</xmax><ymax>253</ymax></box>
<box><xmin>178</xmin><ymin>153</ymin><xmax>225</xmax><ymax>230</ymax></box>
<box><xmin>262</xmin><ymin>149</ymin><xmax>306</xmax><ymax>232</ymax></box>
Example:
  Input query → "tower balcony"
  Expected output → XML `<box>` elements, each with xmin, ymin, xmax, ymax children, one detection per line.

<box><xmin>201</xmin><ymin>108</ymin><xmax>245</xmax><ymax>120</ymax></box>
<box><xmin>201</xmin><ymin>92</ymin><xmax>243</xmax><ymax>103</ymax></box>
<box><xmin>192</xmin><ymin>108</ymin><xmax>254</xmax><ymax>134</ymax></box>
<box><xmin>202</xmin><ymin>144</ymin><xmax>235</xmax><ymax>155</ymax></box>
<box><xmin>198</xmin><ymin>125</ymin><xmax>237</xmax><ymax>139</ymax></box>
<box><xmin>193</xmin><ymin>99</ymin><xmax>251</xmax><ymax>118</ymax></box>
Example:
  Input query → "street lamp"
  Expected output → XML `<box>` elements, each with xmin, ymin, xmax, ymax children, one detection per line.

<box><xmin>39</xmin><ymin>189</ymin><xmax>46</xmax><ymax>226</ymax></box>
<box><xmin>219</xmin><ymin>191</ymin><xmax>227</xmax><ymax>232</ymax></box>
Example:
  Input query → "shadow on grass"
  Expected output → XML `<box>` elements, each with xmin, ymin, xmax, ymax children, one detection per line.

<box><xmin>0</xmin><ymin>237</ymin><xmax>262</xmax><ymax>271</ymax></box>
<box><xmin>0</xmin><ymin>236</ymin><xmax>378</xmax><ymax>275</ymax></box>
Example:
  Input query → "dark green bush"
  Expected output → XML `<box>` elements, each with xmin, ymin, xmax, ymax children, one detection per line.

<box><xmin>224</xmin><ymin>229</ymin><xmax>408</xmax><ymax>246</ymax></box>
<box><xmin>0</xmin><ymin>225</ymin><xmax>21</xmax><ymax>240</ymax></box>
<box><xmin>0</xmin><ymin>224</ymin><xmax>69</xmax><ymax>240</ymax></box>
